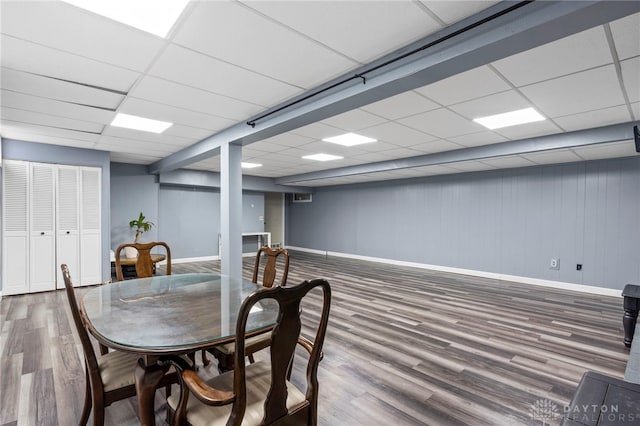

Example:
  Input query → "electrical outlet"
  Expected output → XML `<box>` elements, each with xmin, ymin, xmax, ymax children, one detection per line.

<box><xmin>550</xmin><ymin>258</ymin><xmax>560</xmax><ymax>270</ymax></box>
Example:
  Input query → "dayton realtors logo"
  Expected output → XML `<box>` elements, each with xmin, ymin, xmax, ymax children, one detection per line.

<box><xmin>531</xmin><ymin>398</ymin><xmax>637</xmax><ymax>424</ymax></box>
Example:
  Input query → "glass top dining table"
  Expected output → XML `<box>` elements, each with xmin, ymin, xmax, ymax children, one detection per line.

<box><xmin>81</xmin><ymin>273</ymin><xmax>279</xmax><ymax>425</ymax></box>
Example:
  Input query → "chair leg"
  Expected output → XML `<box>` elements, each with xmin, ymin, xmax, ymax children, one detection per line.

<box><xmin>92</xmin><ymin>400</ymin><xmax>105</xmax><ymax>426</ymax></box>
<box><xmin>201</xmin><ymin>349</ymin><xmax>210</xmax><ymax>366</ymax></box>
<box><xmin>248</xmin><ymin>353</ymin><xmax>256</xmax><ymax>364</ymax></box>
<box><xmin>80</xmin><ymin>369</ymin><xmax>92</xmax><ymax>425</ymax></box>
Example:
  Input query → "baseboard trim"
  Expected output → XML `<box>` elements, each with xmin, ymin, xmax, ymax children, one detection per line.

<box><xmin>286</xmin><ymin>246</ymin><xmax>622</xmax><ymax>298</ymax></box>
<box><xmin>170</xmin><ymin>255</ymin><xmax>220</xmax><ymax>264</ymax></box>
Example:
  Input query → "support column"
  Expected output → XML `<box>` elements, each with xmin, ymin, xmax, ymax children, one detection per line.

<box><xmin>220</xmin><ymin>142</ymin><xmax>242</xmax><ymax>280</ymax></box>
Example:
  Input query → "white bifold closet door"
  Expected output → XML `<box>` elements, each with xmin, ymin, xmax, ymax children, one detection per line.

<box><xmin>80</xmin><ymin>167</ymin><xmax>101</xmax><ymax>285</ymax></box>
<box><xmin>29</xmin><ymin>163</ymin><xmax>56</xmax><ymax>293</ymax></box>
<box><xmin>56</xmin><ymin>165</ymin><xmax>80</xmax><ymax>287</ymax></box>
<box><xmin>2</xmin><ymin>160</ymin><xmax>29</xmax><ymax>295</ymax></box>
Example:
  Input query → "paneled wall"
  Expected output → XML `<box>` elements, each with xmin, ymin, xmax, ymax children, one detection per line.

<box><xmin>286</xmin><ymin>156</ymin><xmax>640</xmax><ymax>290</ymax></box>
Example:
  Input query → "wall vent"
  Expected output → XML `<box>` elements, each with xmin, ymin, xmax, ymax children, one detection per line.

<box><xmin>293</xmin><ymin>193</ymin><xmax>312</xmax><ymax>203</ymax></box>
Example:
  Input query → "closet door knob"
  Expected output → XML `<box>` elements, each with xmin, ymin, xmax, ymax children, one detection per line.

<box><xmin>66</xmin><ymin>231</ymin><xmax>70</xmax><ymax>234</ymax></box>
<box><xmin>40</xmin><ymin>232</ymin><xmax>45</xmax><ymax>235</ymax></box>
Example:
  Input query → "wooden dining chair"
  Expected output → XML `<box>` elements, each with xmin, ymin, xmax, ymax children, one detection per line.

<box><xmin>202</xmin><ymin>246</ymin><xmax>290</xmax><ymax>371</ymax></box>
<box><xmin>167</xmin><ymin>278</ymin><xmax>331</xmax><ymax>426</ymax></box>
<box><xmin>115</xmin><ymin>241</ymin><xmax>172</xmax><ymax>281</ymax></box>
<box><xmin>61</xmin><ymin>264</ymin><xmax>178</xmax><ymax>426</ymax></box>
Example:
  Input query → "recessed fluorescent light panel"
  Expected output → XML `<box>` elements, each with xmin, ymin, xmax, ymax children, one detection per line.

<box><xmin>111</xmin><ymin>113</ymin><xmax>173</xmax><ymax>133</ymax></box>
<box><xmin>323</xmin><ymin>132</ymin><xmax>377</xmax><ymax>147</ymax></box>
<box><xmin>241</xmin><ymin>162</ymin><xmax>262</xmax><ymax>169</ymax></box>
<box><xmin>473</xmin><ymin>107</ymin><xmax>545</xmax><ymax>130</ymax></box>
<box><xmin>302</xmin><ymin>153</ymin><xmax>344</xmax><ymax>162</ymax></box>
<box><xmin>62</xmin><ymin>0</ymin><xmax>189</xmax><ymax>38</ymax></box>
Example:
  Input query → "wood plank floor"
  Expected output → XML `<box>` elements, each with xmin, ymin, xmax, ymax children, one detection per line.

<box><xmin>0</xmin><ymin>250</ymin><xmax>628</xmax><ymax>425</ymax></box>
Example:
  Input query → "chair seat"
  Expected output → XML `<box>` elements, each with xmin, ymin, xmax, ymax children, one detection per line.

<box><xmin>97</xmin><ymin>350</ymin><xmax>139</xmax><ymax>392</ymax></box>
<box><xmin>167</xmin><ymin>361</ymin><xmax>306</xmax><ymax>426</ymax></box>
<box><xmin>212</xmin><ymin>332</ymin><xmax>271</xmax><ymax>355</ymax></box>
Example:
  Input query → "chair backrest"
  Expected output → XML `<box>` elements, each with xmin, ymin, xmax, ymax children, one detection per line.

<box><xmin>232</xmin><ymin>278</ymin><xmax>331</xmax><ymax>425</ymax></box>
<box><xmin>61</xmin><ymin>264</ymin><xmax>101</xmax><ymax>375</ymax></box>
<box><xmin>252</xmin><ymin>246</ymin><xmax>289</xmax><ymax>288</ymax></box>
<box><xmin>115</xmin><ymin>241</ymin><xmax>172</xmax><ymax>281</ymax></box>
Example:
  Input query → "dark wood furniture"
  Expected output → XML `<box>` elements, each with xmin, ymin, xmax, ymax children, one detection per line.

<box><xmin>623</xmin><ymin>284</ymin><xmax>640</xmax><ymax>347</ymax></box>
<box><xmin>167</xmin><ymin>278</ymin><xmax>331</xmax><ymax>426</ymax></box>
<box><xmin>111</xmin><ymin>253</ymin><xmax>166</xmax><ymax>278</ymax></box>
<box><xmin>561</xmin><ymin>371</ymin><xmax>640</xmax><ymax>425</ymax></box>
<box><xmin>203</xmin><ymin>246</ymin><xmax>290</xmax><ymax>371</ymax></box>
<box><xmin>61</xmin><ymin>264</ymin><xmax>177</xmax><ymax>426</ymax></box>
<box><xmin>81</xmin><ymin>273</ymin><xmax>278</xmax><ymax>426</ymax></box>
<box><xmin>114</xmin><ymin>241</ymin><xmax>171</xmax><ymax>281</ymax></box>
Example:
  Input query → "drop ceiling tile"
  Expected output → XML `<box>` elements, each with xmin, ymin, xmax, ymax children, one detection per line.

<box><xmin>243</xmin><ymin>1</ymin><xmax>441</xmax><ymax>63</ymax></box>
<box><xmin>320</xmin><ymin>109</ymin><xmax>387</xmax><ymax>132</ymax></box>
<box><xmin>297</xmin><ymin>141</ymin><xmax>366</xmax><ymax>158</ymax></box>
<box><xmin>631</xmin><ymin>102</ymin><xmax>640</xmax><ymax>118</ymax></box>
<box><xmin>0</xmin><ymin>90</ymin><xmax>115</xmax><ymax>124</ymax></box>
<box><xmin>407</xmin><ymin>139</ymin><xmax>463</xmax><ymax>154</ymax></box>
<box><xmin>1</xmin><ymin>121</ymin><xmax>100</xmax><ymax>143</ymax></box>
<box><xmin>0</xmin><ymin>128</ymin><xmax>98</xmax><ymax>149</ymax></box>
<box><xmin>554</xmin><ymin>105</ymin><xmax>632</xmax><ymax>132</ymax></box>
<box><xmin>173</xmin><ymin>1</ymin><xmax>357</xmax><ymax>89</ymax></box>
<box><xmin>572</xmin><ymin>140</ymin><xmax>638</xmax><ymax>161</ymax></box>
<box><xmin>1</xmin><ymin>107</ymin><xmax>104</xmax><ymax>134</ymax></box>
<box><xmin>242</xmin><ymin>142</ymin><xmax>289</xmax><ymax>155</ymax></box>
<box><xmin>1</xmin><ymin>1</ymin><xmax>164</xmax><ymax>72</ymax></box>
<box><xmin>479</xmin><ymin>155</ymin><xmax>536</xmax><ymax>169</ymax></box>
<box><xmin>358</xmin><ymin>121</ymin><xmax>437</xmax><ymax>147</ymax></box>
<box><xmin>1</xmin><ymin>67</ymin><xmax>124</xmax><ymax>110</ymax></box>
<box><xmin>96</xmin><ymin>136</ymin><xmax>178</xmax><ymax>156</ymax></box>
<box><xmin>131</xmin><ymin>76</ymin><xmax>260</xmax><ymax>121</ymax></box>
<box><xmin>415</xmin><ymin>65</ymin><xmax>510</xmax><ymax>105</ymax></box>
<box><xmin>291</xmin><ymin>122</ymin><xmax>343</xmax><ymax>140</ymax></box>
<box><xmin>621</xmin><ymin>57</ymin><xmax>640</xmax><ymax>103</ymax></box>
<box><xmin>421</xmin><ymin>1</ymin><xmax>500</xmax><ymax>25</ymax></box>
<box><xmin>1</xmin><ymin>35</ymin><xmax>138</xmax><ymax>92</ymax></box>
<box><xmin>360</xmin><ymin>91</ymin><xmax>439</xmax><ymax>119</ymax></box>
<box><xmin>163</xmin><ymin>125</ymin><xmax>213</xmax><ymax>141</ymax></box>
<box><xmin>520</xmin><ymin>65</ymin><xmax>626</xmax><ymax>118</ymax></box>
<box><xmin>447</xmin><ymin>131</ymin><xmax>509</xmax><ymax>147</ymax></box>
<box><xmin>522</xmin><ymin>149</ymin><xmax>583</xmax><ymax>165</ymax></box>
<box><xmin>492</xmin><ymin>26</ymin><xmax>612</xmax><ymax>87</ymax></box>
<box><xmin>148</xmin><ymin>44</ymin><xmax>300</xmax><ymax>107</ymax></box>
<box><xmin>378</xmin><ymin>147</ymin><xmax>424</xmax><ymax>159</ymax></box>
<box><xmin>610</xmin><ymin>12</ymin><xmax>640</xmax><ymax>60</ymax></box>
<box><xmin>351</xmin><ymin>152</ymin><xmax>396</xmax><ymax>163</ymax></box>
<box><xmin>494</xmin><ymin>120</ymin><xmax>562</xmax><ymax>141</ymax></box>
<box><xmin>445</xmin><ymin>160</ymin><xmax>498</xmax><ymax>172</ymax></box>
<box><xmin>256</xmin><ymin>133</ymin><xmax>314</xmax><ymax>148</ymax></box>
<box><xmin>449</xmin><ymin>90</ymin><xmax>532</xmax><ymax>120</ymax></box>
<box><xmin>398</xmin><ymin>108</ymin><xmax>485</xmax><ymax>138</ymax></box>
<box><xmin>118</xmin><ymin>98</ymin><xmax>235</xmax><ymax>132</ymax></box>
<box><xmin>102</xmin><ymin>126</ymin><xmax>194</xmax><ymax>147</ymax></box>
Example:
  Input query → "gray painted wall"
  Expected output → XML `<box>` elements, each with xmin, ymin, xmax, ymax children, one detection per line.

<box><xmin>1</xmin><ymin>138</ymin><xmax>112</xmax><ymax>288</ymax></box>
<box><xmin>111</xmin><ymin>163</ymin><xmax>265</xmax><ymax>259</ymax></box>
<box><xmin>286</xmin><ymin>156</ymin><xmax>640</xmax><ymax>291</ymax></box>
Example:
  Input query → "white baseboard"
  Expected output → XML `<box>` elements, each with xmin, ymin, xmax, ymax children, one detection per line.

<box><xmin>286</xmin><ymin>246</ymin><xmax>622</xmax><ymax>298</ymax></box>
<box><xmin>170</xmin><ymin>255</ymin><xmax>219</xmax><ymax>264</ymax></box>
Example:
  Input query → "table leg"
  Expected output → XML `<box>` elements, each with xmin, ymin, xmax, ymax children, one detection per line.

<box><xmin>134</xmin><ymin>358</ymin><xmax>167</xmax><ymax>426</ymax></box>
<box><xmin>623</xmin><ymin>298</ymin><xmax>639</xmax><ymax>348</ymax></box>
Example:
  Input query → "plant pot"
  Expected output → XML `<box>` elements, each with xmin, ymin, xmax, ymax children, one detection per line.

<box><xmin>124</xmin><ymin>246</ymin><xmax>138</xmax><ymax>259</ymax></box>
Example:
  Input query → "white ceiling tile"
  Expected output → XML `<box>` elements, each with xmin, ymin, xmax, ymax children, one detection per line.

<box><xmin>378</xmin><ymin>147</ymin><xmax>424</xmax><ymax>159</ymax></box>
<box><xmin>148</xmin><ymin>44</ymin><xmax>301</xmax><ymax>107</ymax></box>
<box><xmin>407</xmin><ymin>139</ymin><xmax>463</xmax><ymax>154</ymax></box>
<box><xmin>1</xmin><ymin>67</ymin><xmax>124</xmax><ymax>110</ymax></box>
<box><xmin>320</xmin><ymin>109</ymin><xmax>387</xmax><ymax>131</ymax></box>
<box><xmin>449</xmin><ymin>90</ymin><xmax>532</xmax><ymax>120</ymax></box>
<box><xmin>445</xmin><ymin>160</ymin><xmax>498</xmax><ymax>173</ymax></box>
<box><xmin>571</xmin><ymin>141</ymin><xmax>638</xmax><ymax>161</ymax></box>
<box><xmin>358</xmin><ymin>121</ymin><xmax>437</xmax><ymax>147</ymax></box>
<box><xmin>118</xmin><ymin>98</ymin><xmax>234</xmax><ymax>132</ymax></box>
<box><xmin>173</xmin><ymin>1</ymin><xmax>357</xmax><ymax>89</ymax></box>
<box><xmin>522</xmin><ymin>149</ymin><xmax>584</xmax><ymax>165</ymax></box>
<box><xmin>447</xmin><ymin>131</ymin><xmax>509</xmax><ymax>147</ymax></box>
<box><xmin>243</xmin><ymin>0</ymin><xmax>441</xmax><ymax>63</ymax></box>
<box><xmin>631</xmin><ymin>102</ymin><xmax>640</xmax><ymax>119</ymax></box>
<box><xmin>621</xmin><ymin>57</ymin><xmax>640</xmax><ymax>103</ymax></box>
<box><xmin>415</xmin><ymin>65</ymin><xmax>510</xmax><ymax>105</ymax></box>
<box><xmin>493</xmin><ymin>120</ymin><xmax>562</xmax><ymax>141</ymax></box>
<box><xmin>96</xmin><ymin>136</ymin><xmax>178</xmax><ymax>156</ymax></box>
<box><xmin>360</xmin><ymin>91</ymin><xmax>439</xmax><ymax>119</ymax></box>
<box><xmin>398</xmin><ymin>108</ymin><xmax>485</xmax><ymax>138</ymax></box>
<box><xmin>479</xmin><ymin>155</ymin><xmax>536</xmax><ymax>169</ymax></box>
<box><xmin>1</xmin><ymin>35</ymin><xmax>138</xmax><ymax>92</ymax></box>
<box><xmin>351</xmin><ymin>152</ymin><xmax>395</xmax><ymax>163</ymax></box>
<box><xmin>520</xmin><ymin>65</ymin><xmax>626</xmax><ymax>118</ymax></box>
<box><xmin>609</xmin><ymin>12</ymin><xmax>640</xmax><ymax>60</ymax></box>
<box><xmin>554</xmin><ymin>105</ymin><xmax>633</xmax><ymax>132</ymax></box>
<box><xmin>297</xmin><ymin>141</ymin><xmax>366</xmax><ymax>158</ymax></box>
<box><xmin>1</xmin><ymin>107</ymin><xmax>104</xmax><ymax>134</ymax></box>
<box><xmin>421</xmin><ymin>1</ymin><xmax>500</xmax><ymax>25</ymax></box>
<box><xmin>101</xmin><ymin>126</ymin><xmax>194</xmax><ymax>147</ymax></box>
<box><xmin>1</xmin><ymin>121</ymin><xmax>100</xmax><ymax>144</ymax></box>
<box><xmin>163</xmin><ymin>125</ymin><xmax>213</xmax><ymax>141</ymax></box>
<box><xmin>1</xmin><ymin>1</ymin><xmax>164</xmax><ymax>72</ymax></box>
<box><xmin>0</xmin><ymin>90</ymin><xmax>114</xmax><ymax>124</ymax></box>
<box><xmin>291</xmin><ymin>122</ymin><xmax>343</xmax><ymax>140</ymax></box>
<box><xmin>131</xmin><ymin>76</ymin><xmax>261</xmax><ymax>121</ymax></box>
<box><xmin>255</xmin><ymin>133</ymin><xmax>314</xmax><ymax>148</ymax></box>
<box><xmin>492</xmin><ymin>26</ymin><xmax>612</xmax><ymax>87</ymax></box>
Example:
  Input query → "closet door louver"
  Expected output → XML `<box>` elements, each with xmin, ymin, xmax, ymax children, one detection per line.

<box><xmin>80</xmin><ymin>167</ymin><xmax>102</xmax><ymax>285</ymax></box>
<box><xmin>29</xmin><ymin>163</ymin><xmax>56</xmax><ymax>292</ymax></box>
<box><xmin>2</xmin><ymin>160</ymin><xmax>29</xmax><ymax>295</ymax></box>
<box><xmin>57</xmin><ymin>166</ymin><xmax>80</xmax><ymax>286</ymax></box>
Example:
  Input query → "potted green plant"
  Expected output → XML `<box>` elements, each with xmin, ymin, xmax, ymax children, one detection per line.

<box><xmin>124</xmin><ymin>212</ymin><xmax>155</xmax><ymax>258</ymax></box>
